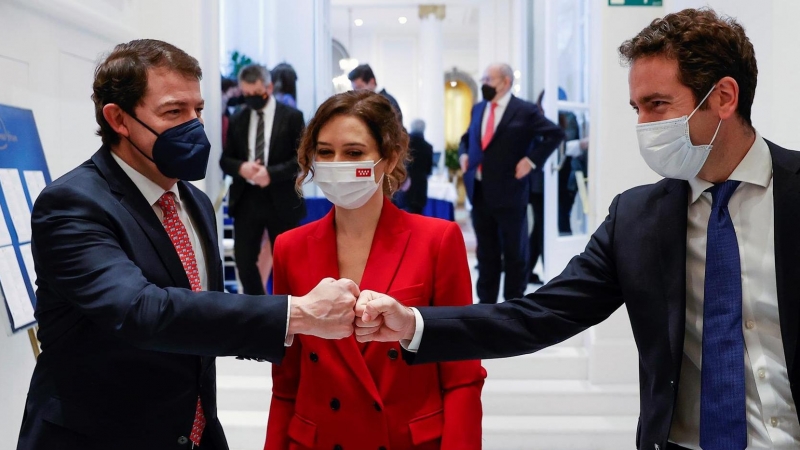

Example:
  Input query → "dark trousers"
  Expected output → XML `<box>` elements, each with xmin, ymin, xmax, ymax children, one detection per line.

<box><xmin>232</xmin><ymin>190</ymin><xmax>299</xmax><ymax>295</ymax></box>
<box><xmin>471</xmin><ymin>181</ymin><xmax>529</xmax><ymax>304</ymax></box>
<box><xmin>528</xmin><ymin>191</ymin><xmax>544</xmax><ymax>277</ymax></box>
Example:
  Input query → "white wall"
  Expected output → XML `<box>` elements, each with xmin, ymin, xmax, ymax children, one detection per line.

<box><xmin>0</xmin><ymin>1</ymin><xmax>221</xmax><ymax>447</ymax></box>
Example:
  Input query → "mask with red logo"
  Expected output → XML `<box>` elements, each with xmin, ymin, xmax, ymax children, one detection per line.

<box><xmin>313</xmin><ymin>158</ymin><xmax>384</xmax><ymax>209</ymax></box>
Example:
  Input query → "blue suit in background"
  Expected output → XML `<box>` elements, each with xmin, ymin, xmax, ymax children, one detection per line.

<box><xmin>460</xmin><ymin>96</ymin><xmax>564</xmax><ymax>303</ymax></box>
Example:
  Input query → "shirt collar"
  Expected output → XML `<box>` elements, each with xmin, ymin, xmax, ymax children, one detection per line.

<box><xmin>492</xmin><ymin>90</ymin><xmax>512</xmax><ymax>108</ymax></box>
<box><xmin>110</xmin><ymin>151</ymin><xmax>181</xmax><ymax>206</ymax></box>
<box><xmin>688</xmin><ymin>130</ymin><xmax>772</xmax><ymax>204</ymax></box>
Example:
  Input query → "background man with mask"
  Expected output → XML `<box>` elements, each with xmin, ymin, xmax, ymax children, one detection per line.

<box><xmin>220</xmin><ymin>63</ymin><xmax>306</xmax><ymax>295</ymax></box>
<box><xmin>357</xmin><ymin>8</ymin><xmax>800</xmax><ymax>450</ymax></box>
<box><xmin>348</xmin><ymin>63</ymin><xmax>403</xmax><ymax>124</ymax></box>
<box><xmin>458</xmin><ymin>62</ymin><xmax>563</xmax><ymax>304</ymax></box>
<box><xmin>17</xmin><ymin>39</ymin><xmax>359</xmax><ymax>450</ymax></box>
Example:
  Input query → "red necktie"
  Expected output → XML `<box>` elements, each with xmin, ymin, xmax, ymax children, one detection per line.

<box><xmin>481</xmin><ymin>102</ymin><xmax>498</xmax><ymax>150</ymax></box>
<box><xmin>156</xmin><ymin>192</ymin><xmax>206</xmax><ymax>446</ymax></box>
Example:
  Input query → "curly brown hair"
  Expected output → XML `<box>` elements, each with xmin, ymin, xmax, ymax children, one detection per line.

<box><xmin>296</xmin><ymin>90</ymin><xmax>409</xmax><ymax>197</ymax></box>
<box><xmin>92</xmin><ymin>39</ymin><xmax>202</xmax><ymax>147</ymax></box>
<box><xmin>618</xmin><ymin>8</ymin><xmax>757</xmax><ymax>128</ymax></box>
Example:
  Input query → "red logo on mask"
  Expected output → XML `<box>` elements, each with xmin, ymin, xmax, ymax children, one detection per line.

<box><xmin>356</xmin><ymin>168</ymin><xmax>372</xmax><ymax>177</ymax></box>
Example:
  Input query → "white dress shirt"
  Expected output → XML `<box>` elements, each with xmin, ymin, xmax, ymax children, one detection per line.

<box><xmin>669</xmin><ymin>132</ymin><xmax>800</xmax><ymax>449</ymax></box>
<box><xmin>111</xmin><ymin>152</ymin><xmax>208</xmax><ymax>290</ymax></box>
<box><xmin>247</xmin><ymin>94</ymin><xmax>276</xmax><ymax>163</ymax></box>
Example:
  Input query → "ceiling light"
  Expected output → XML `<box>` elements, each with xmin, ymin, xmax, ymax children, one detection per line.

<box><xmin>354</xmin><ymin>19</ymin><xmax>364</xmax><ymax>26</ymax></box>
<box><xmin>450</xmin><ymin>81</ymin><xmax>457</xmax><ymax>87</ymax></box>
<box><xmin>514</xmin><ymin>70</ymin><xmax>521</xmax><ymax>79</ymax></box>
<box><xmin>398</xmin><ymin>16</ymin><xmax>407</xmax><ymax>24</ymax></box>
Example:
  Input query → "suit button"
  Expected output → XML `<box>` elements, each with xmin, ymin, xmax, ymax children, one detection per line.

<box><xmin>379</xmin><ymin>447</ymin><xmax>387</xmax><ymax>450</ymax></box>
<box><xmin>374</xmin><ymin>401</ymin><xmax>382</xmax><ymax>412</ymax></box>
<box><xmin>177</xmin><ymin>436</ymin><xmax>189</xmax><ymax>445</ymax></box>
<box><xmin>330</xmin><ymin>398</ymin><xmax>340</xmax><ymax>411</ymax></box>
<box><xmin>387</xmin><ymin>348</ymin><xmax>399</xmax><ymax>360</ymax></box>
<box><xmin>333</xmin><ymin>445</ymin><xmax>343</xmax><ymax>450</ymax></box>
<box><xmin>310</xmin><ymin>352</ymin><xmax>319</xmax><ymax>362</ymax></box>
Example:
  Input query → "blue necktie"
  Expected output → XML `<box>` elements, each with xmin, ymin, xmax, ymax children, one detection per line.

<box><xmin>700</xmin><ymin>180</ymin><xmax>746</xmax><ymax>450</ymax></box>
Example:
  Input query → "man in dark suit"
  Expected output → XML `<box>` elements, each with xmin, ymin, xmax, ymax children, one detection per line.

<box><xmin>356</xmin><ymin>8</ymin><xmax>800</xmax><ymax>450</ymax></box>
<box><xmin>459</xmin><ymin>63</ymin><xmax>564</xmax><ymax>303</ymax></box>
<box><xmin>402</xmin><ymin>118</ymin><xmax>434</xmax><ymax>214</ymax></box>
<box><xmin>220</xmin><ymin>64</ymin><xmax>306</xmax><ymax>295</ymax></box>
<box><xmin>348</xmin><ymin>63</ymin><xmax>403</xmax><ymax>124</ymax></box>
<box><xmin>17</xmin><ymin>39</ymin><xmax>358</xmax><ymax>450</ymax></box>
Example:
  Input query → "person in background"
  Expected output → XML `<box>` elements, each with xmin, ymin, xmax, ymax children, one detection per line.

<box><xmin>356</xmin><ymin>8</ymin><xmax>800</xmax><ymax>450</ymax></box>
<box><xmin>397</xmin><ymin>118</ymin><xmax>434</xmax><ymax>214</ymax></box>
<box><xmin>16</xmin><ymin>39</ymin><xmax>358</xmax><ymax>450</ymax></box>
<box><xmin>220</xmin><ymin>76</ymin><xmax>240</xmax><ymax>148</ymax></box>
<box><xmin>271</xmin><ymin>62</ymin><xmax>298</xmax><ymax>108</ymax></box>
<box><xmin>459</xmin><ymin>63</ymin><xmax>564</xmax><ymax>303</ymax></box>
<box><xmin>220</xmin><ymin>63</ymin><xmax>306</xmax><ymax>295</ymax></box>
<box><xmin>265</xmin><ymin>90</ymin><xmax>485</xmax><ymax>450</ymax></box>
<box><xmin>348</xmin><ymin>63</ymin><xmax>403</xmax><ymax>124</ymax></box>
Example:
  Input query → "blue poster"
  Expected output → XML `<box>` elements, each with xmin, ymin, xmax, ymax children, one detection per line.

<box><xmin>0</xmin><ymin>104</ymin><xmax>51</xmax><ymax>332</ymax></box>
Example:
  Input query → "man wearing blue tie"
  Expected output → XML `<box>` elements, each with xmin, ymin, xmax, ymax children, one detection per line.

<box><xmin>356</xmin><ymin>8</ymin><xmax>800</xmax><ymax>450</ymax></box>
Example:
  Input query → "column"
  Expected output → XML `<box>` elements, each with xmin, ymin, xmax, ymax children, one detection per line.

<box><xmin>418</xmin><ymin>5</ymin><xmax>445</xmax><ymax>153</ymax></box>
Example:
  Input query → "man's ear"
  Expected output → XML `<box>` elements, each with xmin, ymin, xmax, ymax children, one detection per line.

<box><xmin>715</xmin><ymin>76</ymin><xmax>739</xmax><ymax>121</ymax></box>
<box><xmin>102</xmin><ymin>104</ymin><xmax>130</xmax><ymax>138</ymax></box>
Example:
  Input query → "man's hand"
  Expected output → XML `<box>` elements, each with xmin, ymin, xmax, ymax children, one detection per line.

<box><xmin>239</xmin><ymin>160</ymin><xmax>262</xmax><ymax>181</ymax></box>
<box><xmin>252</xmin><ymin>166</ymin><xmax>271</xmax><ymax>187</ymax></box>
<box><xmin>459</xmin><ymin>154</ymin><xmax>469</xmax><ymax>173</ymax></box>
<box><xmin>515</xmin><ymin>157</ymin><xmax>534</xmax><ymax>179</ymax></box>
<box><xmin>288</xmin><ymin>278</ymin><xmax>360</xmax><ymax>339</ymax></box>
<box><xmin>354</xmin><ymin>290</ymin><xmax>416</xmax><ymax>343</ymax></box>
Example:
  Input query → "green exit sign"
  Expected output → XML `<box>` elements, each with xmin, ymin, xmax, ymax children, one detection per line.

<box><xmin>609</xmin><ymin>0</ymin><xmax>663</xmax><ymax>5</ymax></box>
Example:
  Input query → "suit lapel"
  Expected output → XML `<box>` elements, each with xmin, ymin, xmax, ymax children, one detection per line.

<box><xmin>267</xmin><ymin>103</ymin><xmax>285</xmax><ymax>165</ymax></box>
<box><xmin>177</xmin><ymin>182</ymin><xmax>221</xmax><ymax>291</ymax></box>
<box><xmin>655</xmin><ymin>179</ymin><xmax>689</xmax><ymax>375</ymax></box>
<box><xmin>770</xmin><ymin>142</ymin><xmax>800</xmax><ymax>375</ymax></box>
<box><xmin>488</xmin><ymin>95</ymin><xmax>521</xmax><ymax>146</ymax></box>
<box><xmin>92</xmin><ymin>149</ymin><xmax>191</xmax><ymax>290</ymax></box>
<box><xmin>359</xmin><ymin>199</ymin><xmax>411</xmax><ymax>295</ymax></box>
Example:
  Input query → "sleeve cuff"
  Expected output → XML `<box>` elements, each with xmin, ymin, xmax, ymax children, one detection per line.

<box><xmin>284</xmin><ymin>295</ymin><xmax>294</xmax><ymax>347</ymax></box>
<box><xmin>400</xmin><ymin>307</ymin><xmax>424</xmax><ymax>352</ymax></box>
<box><xmin>526</xmin><ymin>157</ymin><xmax>536</xmax><ymax>169</ymax></box>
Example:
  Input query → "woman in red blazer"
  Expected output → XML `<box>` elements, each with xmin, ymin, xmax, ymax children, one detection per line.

<box><xmin>264</xmin><ymin>91</ymin><xmax>485</xmax><ymax>450</ymax></box>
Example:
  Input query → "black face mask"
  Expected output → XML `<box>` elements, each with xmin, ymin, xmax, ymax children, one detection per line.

<box><xmin>244</xmin><ymin>94</ymin><xmax>268</xmax><ymax>110</ymax></box>
<box><xmin>481</xmin><ymin>84</ymin><xmax>497</xmax><ymax>102</ymax></box>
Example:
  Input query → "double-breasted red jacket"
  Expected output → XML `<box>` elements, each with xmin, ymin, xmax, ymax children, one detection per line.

<box><xmin>265</xmin><ymin>198</ymin><xmax>486</xmax><ymax>450</ymax></box>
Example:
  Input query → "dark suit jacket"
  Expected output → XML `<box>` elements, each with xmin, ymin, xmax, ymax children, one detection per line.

<box><xmin>406</xmin><ymin>132</ymin><xmax>434</xmax><ymax>210</ymax></box>
<box><xmin>379</xmin><ymin>88</ymin><xmax>403</xmax><ymax>124</ymax></box>
<box><xmin>460</xmin><ymin>96</ymin><xmax>564</xmax><ymax>209</ymax></box>
<box><xmin>18</xmin><ymin>148</ymin><xmax>289</xmax><ymax>450</ymax></box>
<box><xmin>407</xmin><ymin>140</ymin><xmax>800</xmax><ymax>450</ymax></box>
<box><xmin>220</xmin><ymin>101</ymin><xmax>306</xmax><ymax>222</ymax></box>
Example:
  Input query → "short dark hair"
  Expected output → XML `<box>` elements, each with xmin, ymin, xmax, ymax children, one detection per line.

<box><xmin>92</xmin><ymin>39</ymin><xmax>202</xmax><ymax>147</ymax></box>
<box><xmin>619</xmin><ymin>8</ymin><xmax>757</xmax><ymax>128</ymax></box>
<box><xmin>238</xmin><ymin>64</ymin><xmax>271</xmax><ymax>85</ymax></box>
<box><xmin>347</xmin><ymin>64</ymin><xmax>376</xmax><ymax>84</ymax></box>
<box><xmin>221</xmin><ymin>76</ymin><xmax>238</xmax><ymax>92</ymax></box>
<box><xmin>296</xmin><ymin>90</ymin><xmax>408</xmax><ymax>196</ymax></box>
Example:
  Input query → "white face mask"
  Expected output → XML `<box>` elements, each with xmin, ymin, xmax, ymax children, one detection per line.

<box><xmin>313</xmin><ymin>159</ymin><xmax>384</xmax><ymax>209</ymax></box>
<box><xmin>636</xmin><ymin>85</ymin><xmax>722</xmax><ymax>180</ymax></box>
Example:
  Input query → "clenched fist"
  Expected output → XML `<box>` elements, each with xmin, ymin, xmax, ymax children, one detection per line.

<box><xmin>354</xmin><ymin>290</ymin><xmax>416</xmax><ymax>343</ymax></box>
<box><xmin>288</xmin><ymin>278</ymin><xmax>360</xmax><ymax>339</ymax></box>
